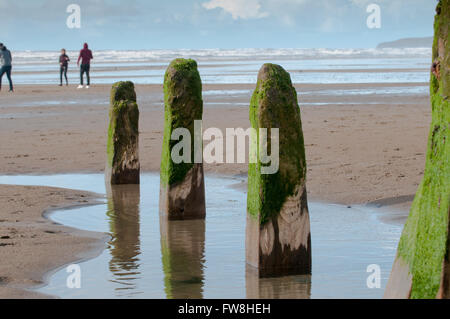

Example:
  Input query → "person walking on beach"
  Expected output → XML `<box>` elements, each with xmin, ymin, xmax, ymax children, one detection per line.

<box><xmin>59</xmin><ymin>49</ymin><xmax>70</xmax><ymax>86</ymax></box>
<box><xmin>0</xmin><ymin>43</ymin><xmax>13</xmax><ymax>92</ymax></box>
<box><xmin>77</xmin><ymin>43</ymin><xmax>93</xmax><ymax>89</ymax></box>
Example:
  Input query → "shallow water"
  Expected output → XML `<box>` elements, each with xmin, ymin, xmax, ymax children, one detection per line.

<box><xmin>0</xmin><ymin>174</ymin><xmax>403</xmax><ymax>299</ymax></box>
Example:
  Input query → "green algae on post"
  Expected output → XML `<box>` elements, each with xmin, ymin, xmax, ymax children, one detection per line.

<box><xmin>385</xmin><ymin>0</ymin><xmax>450</xmax><ymax>299</ymax></box>
<box><xmin>105</xmin><ymin>81</ymin><xmax>140</xmax><ymax>185</ymax></box>
<box><xmin>159</xmin><ymin>58</ymin><xmax>206</xmax><ymax>220</ymax></box>
<box><xmin>246</xmin><ymin>63</ymin><xmax>311</xmax><ymax>277</ymax></box>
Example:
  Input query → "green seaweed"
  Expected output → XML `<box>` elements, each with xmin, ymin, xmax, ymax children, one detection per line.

<box><xmin>396</xmin><ymin>0</ymin><xmax>450</xmax><ymax>299</ymax></box>
<box><xmin>110</xmin><ymin>81</ymin><xmax>137</xmax><ymax>105</ymax></box>
<box><xmin>160</xmin><ymin>59</ymin><xmax>203</xmax><ymax>186</ymax></box>
<box><xmin>247</xmin><ymin>63</ymin><xmax>307</xmax><ymax>225</ymax></box>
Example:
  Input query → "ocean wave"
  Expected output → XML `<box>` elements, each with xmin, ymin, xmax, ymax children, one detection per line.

<box><xmin>12</xmin><ymin>48</ymin><xmax>432</xmax><ymax>65</ymax></box>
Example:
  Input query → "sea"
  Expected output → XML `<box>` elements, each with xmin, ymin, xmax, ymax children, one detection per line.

<box><xmin>11</xmin><ymin>48</ymin><xmax>432</xmax><ymax>85</ymax></box>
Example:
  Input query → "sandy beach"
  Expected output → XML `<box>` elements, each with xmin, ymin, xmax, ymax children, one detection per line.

<box><xmin>0</xmin><ymin>184</ymin><xmax>108</xmax><ymax>298</ymax></box>
<box><xmin>0</xmin><ymin>80</ymin><xmax>431</xmax><ymax>297</ymax></box>
<box><xmin>0</xmin><ymin>83</ymin><xmax>431</xmax><ymax>203</ymax></box>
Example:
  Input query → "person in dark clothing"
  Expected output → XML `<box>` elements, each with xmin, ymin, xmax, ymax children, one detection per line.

<box><xmin>0</xmin><ymin>43</ymin><xmax>13</xmax><ymax>92</ymax></box>
<box><xmin>59</xmin><ymin>48</ymin><xmax>70</xmax><ymax>86</ymax></box>
<box><xmin>77</xmin><ymin>43</ymin><xmax>93</xmax><ymax>89</ymax></box>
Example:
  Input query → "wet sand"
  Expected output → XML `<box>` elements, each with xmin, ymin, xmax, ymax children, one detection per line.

<box><xmin>0</xmin><ymin>185</ymin><xmax>108</xmax><ymax>298</ymax></box>
<box><xmin>0</xmin><ymin>82</ymin><xmax>431</xmax><ymax>298</ymax></box>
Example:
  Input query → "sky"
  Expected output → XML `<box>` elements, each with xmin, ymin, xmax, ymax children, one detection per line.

<box><xmin>0</xmin><ymin>0</ymin><xmax>438</xmax><ymax>50</ymax></box>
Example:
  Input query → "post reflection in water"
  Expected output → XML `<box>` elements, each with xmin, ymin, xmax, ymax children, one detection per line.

<box><xmin>160</xmin><ymin>217</ymin><xmax>206</xmax><ymax>299</ymax></box>
<box><xmin>106</xmin><ymin>184</ymin><xmax>142</xmax><ymax>294</ymax></box>
<box><xmin>246</xmin><ymin>265</ymin><xmax>311</xmax><ymax>299</ymax></box>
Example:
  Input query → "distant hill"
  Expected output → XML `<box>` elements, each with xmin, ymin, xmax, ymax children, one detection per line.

<box><xmin>377</xmin><ymin>37</ymin><xmax>433</xmax><ymax>49</ymax></box>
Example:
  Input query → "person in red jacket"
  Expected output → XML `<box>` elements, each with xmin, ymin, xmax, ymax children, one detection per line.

<box><xmin>77</xmin><ymin>43</ymin><xmax>93</xmax><ymax>89</ymax></box>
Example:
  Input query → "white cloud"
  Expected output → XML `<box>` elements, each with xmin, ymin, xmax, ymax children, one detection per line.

<box><xmin>202</xmin><ymin>0</ymin><xmax>269</xmax><ymax>20</ymax></box>
<box><xmin>349</xmin><ymin>0</ymin><xmax>372</xmax><ymax>7</ymax></box>
<box><xmin>201</xmin><ymin>0</ymin><xmax>310</xmax><ymax>23</ymax></box>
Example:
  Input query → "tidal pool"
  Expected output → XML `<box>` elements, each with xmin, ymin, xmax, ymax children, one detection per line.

<box><xmin>0</xmin><ymin>174</ymin><xmax>403</xmax><ymax>299</ymax></box>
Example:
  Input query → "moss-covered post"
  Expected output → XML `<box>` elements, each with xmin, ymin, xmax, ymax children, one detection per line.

<box><xmin>159</xmin><ymin>59</ymin><xmax>206</xmax><ymax>220</ymax></box>
<box><xmin>246</xmin><ymin>63</ymin><xmax>311</xmax><ymax>277</ymax></box>
<box><xmin>385</xmin><ymin>0</ymin><xmax>450</xmax><ymax>299</ymax></box>
<box><xmin>106</xmin><ymin>81</ymin><xmax>140</xmax><ymax>185</ymax></box>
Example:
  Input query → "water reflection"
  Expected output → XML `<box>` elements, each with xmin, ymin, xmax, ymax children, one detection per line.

<box><xmin>160</xmin><ymin>217</ymin><xmax>206</xmax><ymax>299</ymax></box>
<box><xmin>23</xmin><ymin>174</ymin><xmax>403</xmax><ymax>299</ymax></box>
<box><xmin>106</xmin><ymin>184</ymin><xmax>142</xmax><ymax>295</ymax></box>
<box><xmin>246</xmin><ymin>265</ymin><xmax>311</xmax><ymax>299</ymax></box>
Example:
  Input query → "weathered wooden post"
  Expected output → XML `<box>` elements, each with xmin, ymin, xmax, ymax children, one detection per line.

<box><xmin>384</xmin><ymin>0</ymin><xmax>450</xmax><ymax>299</ymax></box>
<box><xmin>246</xmin><ymin>63</ymin><xmax>311</xmax><ymax>277</ymax></box>
<box><xmin>159</xmin><ymin>59</ymin><xmax>206</xmax><ymax>220</ymax></box>
<box><xmin>106</xmin><ymin>81</ymin><xmax>140</xmax><ymax>185</ymax></box>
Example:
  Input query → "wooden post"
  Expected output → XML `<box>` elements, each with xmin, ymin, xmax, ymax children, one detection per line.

<box><xmin>385</xmin><ymin>0</ymin><xmax>450</xmax><ymax>299</ymax></box>
<box><xmin>159</xmin><ymin>59</ymin><xmax>206</xmax><ymax>220</ymax></box>
<box><xmin>106</xmin><ymin>81</ymin><xmax>140</xmax><ymax>185</ymax></box>
<box><xmin>246</xmin><ymin>63</ymin><xmax>311</xmax><ymax>277</ymax></box>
